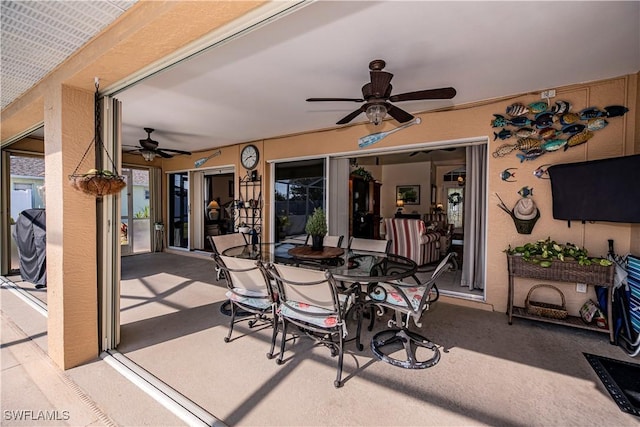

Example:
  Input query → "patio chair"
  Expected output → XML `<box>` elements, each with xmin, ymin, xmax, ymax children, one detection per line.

<box><xmin>208</xmin><ymin>232</ymin><xmax>247</xmax><ymax>255</ymax></box>
<box><xmin>208</xmin><ymin>233</ymin><xmax>247</xmax><ymax>280</ymax></box>
<box><xmin>304</xmin><ymin>234</ymin><xmax>344</xmax><ymax>248</ymax></box>
<box><xmin>347</xmin><ymin>236</ymin><xmax>391</xmax><ymax>255</ymax></box>
<box><xmin>212</xmin><ymin>254</ymin><xmax>279</xmax><ymax>358</ymax></box>
<box><xmin>268</xmin><ymin>263</ymin><xmax>359</xmax><ymax>388</ymax></box>
<box><xmin>366</xmin><ymin>252</ymin><xmax>455</xmax><ymax>369</ymax></box>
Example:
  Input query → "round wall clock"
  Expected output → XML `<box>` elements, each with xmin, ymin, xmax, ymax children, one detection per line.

<box><xmin>240</xmin><ymin>144</ymin><xmax>259</xmax><ymax>170</ymax></box>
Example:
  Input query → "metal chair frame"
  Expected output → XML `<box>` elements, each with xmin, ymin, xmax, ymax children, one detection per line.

<box><xmin>366</xmin><ymin>252</ymin><xmax>455</xmax><ymax>369</ymax></box>
<box><xmin>268</xmin><ymin>263</ymin><xmax>358</xmax><ymax>388</ymax></box>
<box><xmin>212</xmin><ymin>254</ymin><xmax>279</xmax><ymax>359</ymax></box>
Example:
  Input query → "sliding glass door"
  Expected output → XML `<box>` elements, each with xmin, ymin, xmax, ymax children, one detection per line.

<box><xmin>169</xmin><ymin>172</ymin><xmax>189</xmax><ymax>248</ymax></box>
<box><xmin>274</xmin><ymin>159</ymin><xmax>326</xmax><ymax>242</ymax></box>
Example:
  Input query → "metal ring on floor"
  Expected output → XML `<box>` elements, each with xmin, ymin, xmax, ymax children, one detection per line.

<box><xmin>370</xmin><ymin>328</ymin><xmax>440</xmax><ymax>369</ymax></box>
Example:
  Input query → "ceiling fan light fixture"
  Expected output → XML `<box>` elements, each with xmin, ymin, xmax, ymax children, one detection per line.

<box><xmin>365</xmin><ymin>104</ymin><xmax>387</xmax><ymax>125</ymax></box>
<box><xmin>141</xmin><ymin>149</ymin><xmax>156</xmax><ymax>161</ymax></box>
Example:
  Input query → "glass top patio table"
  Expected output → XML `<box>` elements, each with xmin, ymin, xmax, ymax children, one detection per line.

<box><xmin>221</xmin><ymin>242</ymin><xmax>417</xmax><ymax>283</ymax></box>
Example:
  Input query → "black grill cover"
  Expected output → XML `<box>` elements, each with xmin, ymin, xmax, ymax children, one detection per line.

<box><xmin>11</xmin><ymin>209</ymin><xmax>46</xmax><ymax>287</ymax></box>
<box><xmin>548</xmin><ymin>155</ymin><xmax>640</xmax><ymax>224</ymax></box>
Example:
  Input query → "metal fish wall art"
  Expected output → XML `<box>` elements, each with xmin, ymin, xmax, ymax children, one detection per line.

<box><xmin>528</xmin><ymin>101</ymin><xmax>548</xmax><ymax>114</ymax></box>
<box><xmin>516</xmin><ymin>137</ymin><xmax>540</xmax><ymax>151</ymax></box>
<box><xmin>515</xmin><ymin>127</ymin><xmax>536</xmax><ymax>138</ymax></box>
<box><xmin>561</xmin><ymin>123</ymin><xmax>586</xmax><ymax>135</ymax></box>
<box><xmin>494</xmin><ymin>128</ymin><xmax>512</xmax><ymax>140</ymax></box>
<box><xmin>516</xmin><ymin>148</ymin><xmax>545</xmax><ymax>163</ymax></box>
<box><xmin>506</xmin><ymin>103</ymin><xmax>529</xmax><ymax>117</ymax></box>
<box><xmin>604</xmin><ymin>105</ymin><xmax>629</xmax><ymax>117</ymax></box>
<box><xmin>518</xmin><ymin>186</ymin><xmax>534</xmax><ymax>198</ymax></box>
<box><xmin>540</xmin><ymin>139</ymin><xmax>567</xmax><ymax>152</ymax></box>
<box><xmin>500</xmin><ymin>168</ymin><xmax>517</xmax><ymax>182</ymax></box>
<box><xmin>490</xmin><ymin>98</ymin><xmax>628</xmax><ymax>160</ymax></box>
<box><xmin>586</xmin><ymin>117</ymin><xmax>608</xmax><ymax>131</ymax></box>
<box><xmin>565</xmin><ymin>129</ymin><xmax>594</xmax><ymax>149</ymax></box>
<box><xmin>579</xmin><ymin>107</ymin><xmax>604</xmax><ymax>120</ymax></box>
<box><xmin>538</xmin><ymin>127</ymin><xmax>560</xmax><ymax>140</ymax></box>
<box><xmin>492</xmin><ymin>143</ymin><xmax>518</xmax><ymax>158</ymax></box>
<box><xmin>533</xmin><ymin>164</ymin><xmax>551</xmax><ymax>179</ymax></box>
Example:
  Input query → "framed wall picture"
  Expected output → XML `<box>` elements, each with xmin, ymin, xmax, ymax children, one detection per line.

<box><xmin>431</xmin><ymin>184</ymin><xmax>437</xmax><ymax>204</ymax></box>
<box><xmin>396</xmin><ymin>185</ymin><xmax>420</xmax><ymax>205</ymax></box>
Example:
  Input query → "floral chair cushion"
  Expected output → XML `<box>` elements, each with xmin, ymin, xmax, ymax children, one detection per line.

<box><xmin>278</xmin><ymin>294</ymin><xmax>352</xmax><ymax>332</ymax></box>
<box><xmin>368</xmin><ymin>281</ymin><xmax>427</xmax><ymax>311</ymax></box>
<box><xmin>226</xmin><ymin>288</ymin><xmax>272</xmax><ymax>310</ymax></box>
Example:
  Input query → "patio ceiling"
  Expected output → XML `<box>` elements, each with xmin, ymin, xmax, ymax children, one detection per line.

<box><xmin>2</xmin><ymin>1</ymin><xmax>639</xmax><ymax>157</ymax></box>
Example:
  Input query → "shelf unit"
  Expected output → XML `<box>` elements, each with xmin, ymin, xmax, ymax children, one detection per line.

<box><xmin>506</xmin><ymin>254</ymin><xmax>615</xmax><ymax>342</ymax></box>
<box><xmin>349</xmin><ymin>175</ymin><xmax>381</xmax><ymax>239</ymax></box>
<box><xmin>235</xmin><ymin>173</ymin><xmax>262</xmax><ymax>244</ymax></box>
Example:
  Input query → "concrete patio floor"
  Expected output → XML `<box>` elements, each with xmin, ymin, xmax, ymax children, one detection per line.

<box><xmin>2</xmin><ymin>251</ymin><xmax>639</xmax><ymax>426</ymax></box>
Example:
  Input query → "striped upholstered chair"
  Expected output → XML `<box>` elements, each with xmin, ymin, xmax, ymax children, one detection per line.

<box><xmin>383</xmin><ymin>218</ymin><xmax>441</xmax><ymax>266</ymax></box>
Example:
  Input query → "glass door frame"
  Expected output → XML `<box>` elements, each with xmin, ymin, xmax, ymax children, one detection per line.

<box><xmin>167</xmin><ymin>171</ymin><xmax>190</xmax><ymax>250</ymax></box>
<box><xmin>120</xmin><ymin>168</ymin><xmax>134</xmax><ymax>256</ymax></box>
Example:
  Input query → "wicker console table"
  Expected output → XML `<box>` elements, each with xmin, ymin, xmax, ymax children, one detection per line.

<box><xmin>506</xmin><ymin>254</ymin><xmax>615</xmax><ymax>343</ymax></box>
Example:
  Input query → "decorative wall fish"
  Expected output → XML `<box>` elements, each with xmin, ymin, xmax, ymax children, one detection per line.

<box><xmin>579</xmin><ymin>107</ymin><xmax>604</xmax><ymax>120</ymax></box>
<box><xmin>516</xmin><ymin>148</ymin><xmax>545</xmax><ymax>162</ymax></box>
<box><xmin>528</xmin><ymin>101</ymin><xmax>548</xmax><ymax>114</ymax></box>
<box><xmin>561</xmin><ymin>123</ymin><xmax>586</xmax><ymax>135</ymax></box>
<box><xmin>533</xmin><ymin>112</ymin><xmax>555</xmax><ymax>129</ymax></box>
<box><xmin>515</xmin><ymin>127</ymin><xmax>536</xmax><ymax>138</ymax></box>
<box><xmin>604</xmin><ymin>105</ymin><xmax>629</xmax><ymax>117</ymax></box>
<box><xmin>509</xmin><ymin>116</ymin><xmax>533</xmax><ymax>127</ymax></box>
<box><xmin>551</xmin><ymin>100</ymin><xmax>571</xmax><ymax>115</ymax></box>
<box><xmin>493</xmin><ymin>128</ymin><xmax>512</xmax><ymax>140</ymax></box>
<box><xmin>565</xmin><ymin>129</ymin><xmax>594</xmax><ymax>149</ymax></box>
<box><xmin>533</xmin><ymin>164</ymin><xmax>551</xmax><ymax>179</ymax></box>
<box><xmin>491</xmin><ymin>114</ymin><xmax>509</xmax><ymax>128</ymax></box>
<box><xmin>516</xmin><ymin>137</ymin><xmax>541</xmax><ymax>151</ymax></box>
<box><xmin>540</xmin><ymin>139</ymin><xmax>567</xmax><ymax>152</ymax></box>
<box><xmin>558</xmin><ymin>112</ymin><xmax>580</xmax><ymax>126</ymax></box>
<box><xmin>490</xmin><ymin>101</ymin><xmax>628</xmax><ymax>160</ymax></box>
<box><xmin>538</xmin><ymin>127</ymin><xmax>561</xmax><ymax>140</ymax></box>
<box><xmin>586</xmin><ymin>117</ymin><xmax>608</xmax><ymax>131</ymax></box>
<box><xmin>500</xmin><ymin>168</ymin><xmax>517</xmax><ymax>182</ymax></box>
<box><xmin>506</xmin><ymin>103</ymin><xmax>529</xmax><ymax>117</ymax></box>
<box><xmin>492</xmin><ymin>143</ymin><xmax>517</xmax><ymax>158</ymax></box>
<box><xmin>518</xmin><ymin>186</ymin><xmax>534</xmax><ymax>197</ymax></box>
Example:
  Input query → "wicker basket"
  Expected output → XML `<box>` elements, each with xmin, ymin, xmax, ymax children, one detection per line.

<box><xmin>69</xmin><ymin>173</ymin><xmax>126</xmax><ymax>197</ymax></box>
<box><xmin>525</xmin><ymin>284</ymin><xmax>568</xmax><ymax>319</ymax></box>
<box><xmin>507</xmin><ymin>255</ymin><xmax>614</xmax><ymax>285</ymax></box>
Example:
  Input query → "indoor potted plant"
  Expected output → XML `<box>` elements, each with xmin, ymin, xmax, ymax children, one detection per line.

<box><xmin>305</xmin><ymin>207</ymin><xmax>327</xmax><ymax>251</ymax></box>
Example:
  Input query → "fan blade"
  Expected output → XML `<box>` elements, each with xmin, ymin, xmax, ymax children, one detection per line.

<box><xmin>389</xmin><ymin>87</ymin><xmax>457</xmax><ymax>102</ymax></box>
<box><xmin>370</xmin><ymin>70</ymin><xmax>393</xmax><ymax>97</ymax></box>
<box><xmin>154</xmin><ymin>150</ymin><xmax>174</xmax><ymax>159</ymax></box>
<box><xmin>306</xmin><ymin>97</ymin><xmax>364</xmax><ymax>102</ymax></box>
<box><xmin>336</xmin><ymin>106</ymin><xmax>365</xmax><ymax>125</ymax></box>
<box><xmin>386</xmin><ymin>103</ymin><xmax>414</xmax><ymax>123</ymax></box>
<box><xmin>157</xmin><ymin>148</ymin><xmax>192</xmax><ymax>155</ymax></box>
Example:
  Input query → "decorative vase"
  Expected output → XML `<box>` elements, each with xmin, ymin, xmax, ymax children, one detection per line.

<box><xmin>311</xmin><ymin>235</ymin><xmax>324</xmax><ymax>251</ymax></box>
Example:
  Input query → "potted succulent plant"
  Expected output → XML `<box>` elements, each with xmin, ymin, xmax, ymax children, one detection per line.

<box><xmin>305</xmin><ymin>207</ymin><xmax>327</xmax><ymax>251</ymax></box>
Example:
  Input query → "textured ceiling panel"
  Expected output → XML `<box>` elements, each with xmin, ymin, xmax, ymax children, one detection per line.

<box><xmin>1</xmin><ymin>0</ymin><xmax>137</xmax><ymax>110</ymax></box>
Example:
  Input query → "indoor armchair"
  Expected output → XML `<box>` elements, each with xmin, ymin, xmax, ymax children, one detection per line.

<box><xmin>383</xmin><ymin>218</ymin><xmax>440</xmax><ymax>266</ymax></box>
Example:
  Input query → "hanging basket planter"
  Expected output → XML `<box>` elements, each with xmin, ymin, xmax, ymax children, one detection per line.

<box><xmin>69</xmin><ymin>79</ymin><xmax>125</xmax><ymax>198</ymax></box>
<box><xmin>69</xmin><ymin>170</ymin><xmax>126</xmax><ymax>197</ymax></box>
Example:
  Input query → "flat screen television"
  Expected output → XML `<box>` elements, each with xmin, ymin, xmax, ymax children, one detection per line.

<box><xmin>548</xmin><ymin>154</ymin><xmax>640</xmax><ymax>224</ymax></box>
